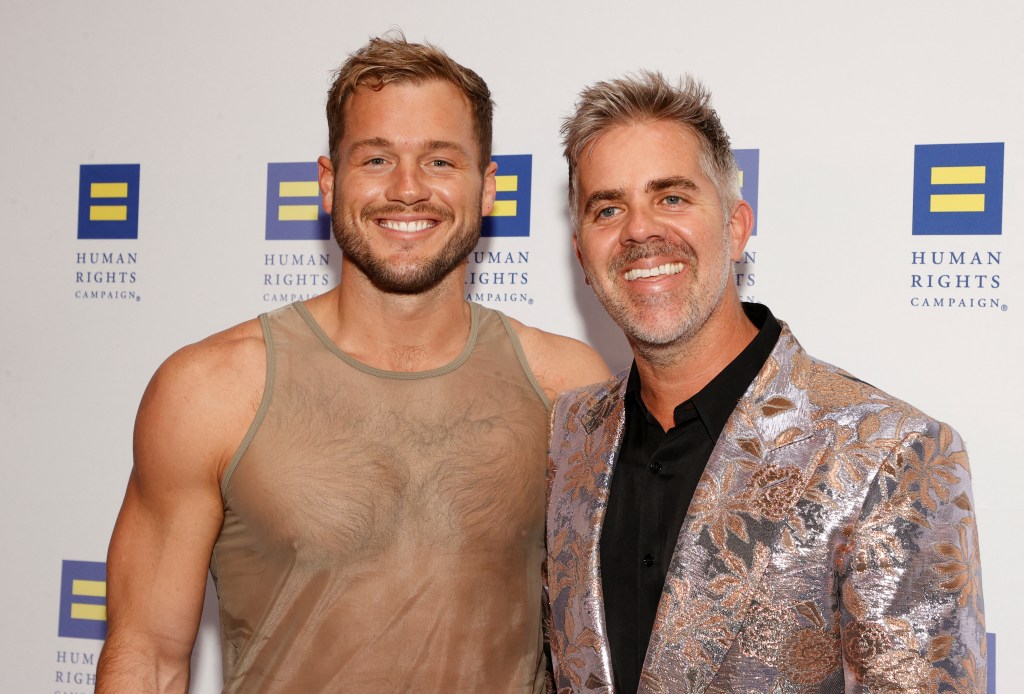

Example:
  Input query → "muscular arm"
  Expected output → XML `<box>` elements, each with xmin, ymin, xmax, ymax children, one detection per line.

<box><xmin>509</xmin><ymin>320</ymin><xmax>611</xmax><ymax>401</ymax></box>
<box><xmin>839</xmin><ymin>422</ymin><xmax>985</xmax><ymax>692</ymax></box>
<box><xmin>97</xmin><ymin>325</ymin><xmax>263</xmax><ymax>693</ymax></box>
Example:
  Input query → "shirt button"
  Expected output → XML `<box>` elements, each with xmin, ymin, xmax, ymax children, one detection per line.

<box><xmin>649</xmin><ymin>461</ymin><xmax>662</xmax><ymax>474</ymax></box>
<box><xmin>642</xmin><ymin>553</ymin><xmax>655</xmax><ymax>567</ymax></box>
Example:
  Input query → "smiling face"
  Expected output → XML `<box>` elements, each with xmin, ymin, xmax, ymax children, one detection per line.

<box><xmin>573</xmin><ymin>119</ymin><xmax>752</xmax><ymax>350</ymax></box>
<box><xmin>318</xmin><ymin>80</ymin><xmax>496</xmax><ymax>294</ymax></box>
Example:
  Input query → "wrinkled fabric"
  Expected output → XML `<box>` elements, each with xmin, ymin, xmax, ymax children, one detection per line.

<box><xmin>213</xmin><ymin>302</ymin><xmax>551</xmax><ymax>693</ymax></box>
<box><xmin>546</xmin><ymin>323</ymin><xmax>985</xmax><ymax>693</ymax></box>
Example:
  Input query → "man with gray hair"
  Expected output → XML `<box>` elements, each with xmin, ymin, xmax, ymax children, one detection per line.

<box><xmin>546</xmin><ymin>71</ymin><xmax>985</xmax><ymax>692</ymax></box>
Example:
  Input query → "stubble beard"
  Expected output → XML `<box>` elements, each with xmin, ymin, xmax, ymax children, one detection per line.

<box><xmin>586</xmin><ymin>236</ymin><xmax>733</xmax><ymax>360</ymax></box>
<box><xmin>332</xmin><ymin>199</ymin><xmax>482</xmax><ymax>295</ymax></box>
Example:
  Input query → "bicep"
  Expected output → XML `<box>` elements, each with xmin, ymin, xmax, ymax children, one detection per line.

<box><xmin>100</xmin><ymin>360</ymin><xmax>228</xmax><ymax>685</ymax></box>
<box><xmin>105</xmin><ymin>468</ymin><xmax>223</xmax><ymax>651</ymax></box>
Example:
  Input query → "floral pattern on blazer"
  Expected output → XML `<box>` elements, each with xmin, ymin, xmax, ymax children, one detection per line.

<box><xmin>546</xmin><ymin>324</ymin><xmax>985</xmax><ymax>693</ymax></box>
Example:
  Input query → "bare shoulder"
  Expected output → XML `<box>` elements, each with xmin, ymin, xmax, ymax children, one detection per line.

<box><xmin>136</xmin><ymin>317</ymin><xmax>267</xmax><ymax>483</ymax></box>
<box><xmin>506</xmin><ymin>316</ymin><xmax>611</xmax><ymax>401</ymax></box>
<box><xmin>100</xmin><ymin>318</ymin><xmax>268</xmax><ymax>682</ymax></box>
<box><xmin>160</xmin><ymin>317</ymin><xmax>265</xmax><ymax>387</ymax></box>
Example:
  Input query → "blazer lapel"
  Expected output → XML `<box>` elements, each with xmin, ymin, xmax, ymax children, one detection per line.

<box><xmin>639</xmin><ymin>327</ymin><xmax>827</xmax><ymax>693</ymax></box>
<box><xmin>548</xmin><ymin>373</ymin><xmax>628</xmax><ymax>692</ymax></box>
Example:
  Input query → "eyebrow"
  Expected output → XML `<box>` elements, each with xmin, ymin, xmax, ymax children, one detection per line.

<box><xmin>582</xmin><ymin>176</ymin><xmax>701</xmax><ymax>214</ymax></box>
<box><xmin>646</xmin><ymin>176</ymin><xmax>699</xmax><ymax>193</ymax></box>
<box><xmin>582</xmin><ymin>188</ymin><xmax>626</xmax><ymax>214</ymax></box>
<box><xmin>349</xmin><ymin>137</ymin><xmax>392</xmax><ymax>151</ymax></box>
<box><xmin>425</xmin><ymin>140</ymin><xmax>470</xmax><ymax>157</ymax></box>
<box><xmin>348</xmin><ymin>138</ymin><xmax>470</xmax><ymax>159</ymax></box>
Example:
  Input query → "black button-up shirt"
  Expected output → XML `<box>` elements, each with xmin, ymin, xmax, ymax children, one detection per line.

<box><xmin>600</xmin><ymin>303</ymin><xmax>781</xmax><ymax>693</ymax></box>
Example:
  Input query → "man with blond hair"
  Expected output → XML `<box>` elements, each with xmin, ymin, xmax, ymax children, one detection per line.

<box><xmin>96</xmin><ymin>34</ymin><xmax>607</xmax><ymax>693</ymax></box>
<box><xmin>546</xmin><ymin>71</ymin><xmax>985</xmax><ymax>692</ymax></box>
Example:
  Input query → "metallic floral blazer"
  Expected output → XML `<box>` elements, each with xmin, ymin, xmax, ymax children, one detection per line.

<box><xmin>546</xmin><ymin>325</ymin><xmax>985</xmax><ymax>693</ymax></box>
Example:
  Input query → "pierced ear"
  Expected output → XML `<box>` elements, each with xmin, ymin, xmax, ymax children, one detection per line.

<box><xmin>317</xmin><ymin>156</ymin><xmax>335</xmax><ymax>215</ymax></box>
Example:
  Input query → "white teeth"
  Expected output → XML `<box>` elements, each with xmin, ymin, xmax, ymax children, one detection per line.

<box><xmin>379</xmin><ymin>219</ymin><xmax>435</xmax><ymax>232</ymax></box>
<box><xmin>624</xmin><ymin>262</ymin><xmax>685</xmax><ymax>281</ymax></box>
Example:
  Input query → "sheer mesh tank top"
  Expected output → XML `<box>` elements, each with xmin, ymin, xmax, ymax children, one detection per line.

<box><xmin>211</xmin><ymin>301</ymin><xmax>551</xmax><ymax>692</ymax></box>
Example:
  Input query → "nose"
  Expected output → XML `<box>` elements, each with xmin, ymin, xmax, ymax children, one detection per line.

<box><xmin>619</xmin><ymin>207</ymin><xmax>661</xmax><ymax>245</ymax></box>
<box><xmin>386</xmin><ymin>160</ymin><xmax>431</xmax><ymax>205</ymax></box>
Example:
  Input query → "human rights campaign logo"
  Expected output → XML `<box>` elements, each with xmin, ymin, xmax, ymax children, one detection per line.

<box><xmin>78</xmin><ymin>164</ymin><xmax>140</xmax><ymax>240</ymax></box>
<box><xmin>733</xmin><ymin>149</ymin><xmax>759</xmax><ymax>236</ymax></box>
<box><xmin>58</xmin><ymin>560</ymin><xmax>107</xmax><ymax>640</ymax></box>
<box><xmin>482</xmin><ymin>154</ymin><xmax>532</xmax><ymax>237</ymax></box>
<box><xmin>266</xmin><ymin>162</ymin><xmax>330</xmax><ymax>240</ymax></box>
<box><xmin>913</xmin><ymin>143</ymin><xmax>1004</xmax><ymax>236</ymax></box>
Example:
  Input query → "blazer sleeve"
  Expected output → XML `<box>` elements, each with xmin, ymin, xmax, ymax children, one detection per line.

<box><xmin>837</xmin><ymin>420</ymin><xmax>985</xmax><ymax>692</ymax></box>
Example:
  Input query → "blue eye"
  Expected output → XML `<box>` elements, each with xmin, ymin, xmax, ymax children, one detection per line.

<box><xmin>664</xmin><ymin>195</ymin><xmax>683</xmax><ymax>204</ymax></box>
<box><xmin>430</xmin><ymin>159</ymin><xmax>451</xmax><ymax>167</ymax></box>
<box><xmin>598</xmin><ymin>207</ymin><xmax>618</xmax><ymax>218</ymax></box>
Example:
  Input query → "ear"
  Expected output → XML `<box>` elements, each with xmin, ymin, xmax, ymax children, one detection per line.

<box><xmin>480</xmin><ymin>159</ymin><xmax>498</xmax><ymax>217</ymax></box>
<box><xmin>726</xmin><ymin>199</ymin><xmax>754</xmax><ymax>262</ymax></box>
<box><xmin>571</xmin><ymin>232</ymin><xmax>590</xmax><ymax>284</ymax></box>
<box><xmin>317</xmin><ymin>155</ymin><xmax>336</xmax><ymax>216</ymax></box>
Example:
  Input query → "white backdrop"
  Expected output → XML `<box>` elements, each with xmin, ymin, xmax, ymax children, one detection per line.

<box><xmin>1</xmin><ymin>1</ymin><xmax>1019</xmax><ymax>691</ymax></box>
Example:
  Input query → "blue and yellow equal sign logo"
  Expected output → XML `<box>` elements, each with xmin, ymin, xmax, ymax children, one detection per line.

<box><xmin>58</xmin><ymin>560</ymin><xmax>107</xmax><ymax>640</ymax></box>
<box><xmin>266</xmin><ymin>162</ymin><xmax>330</xmax><ymax>240</ymax></box>
<box><xmin>78</xmin><ymin>164</ymin><xmax>140</xmax><ymax>240</ymax></box>
<box><xmin>733</xmin><ymin>149</ymin><xmax>759</xmax><ymax>237</ymax></box>
<box><xmin>913</xmin><ymin>143</ymin><xmax>1004</xmax><ymax>235</ymax></box>
<box><xmin>482</xmin><ymin>154</ymin><xmax>532</xmax><ymax>237</ymax></box>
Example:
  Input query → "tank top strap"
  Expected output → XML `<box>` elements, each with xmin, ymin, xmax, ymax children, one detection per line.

<box><xmin>473</xmin><ymin>304</ymin><xmax>549</xmax><ymax>409</ymax></box>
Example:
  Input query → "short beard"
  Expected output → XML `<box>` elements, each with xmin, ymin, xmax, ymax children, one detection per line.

<box><xmin>332</xmin><ymin>201</ymin><xmax>481</xmax><ymax>295</ymax></box>
<box><xmin>586</xmin><ymin>235</ymin><xmax>732</xmax><ymax>358</ymax></box>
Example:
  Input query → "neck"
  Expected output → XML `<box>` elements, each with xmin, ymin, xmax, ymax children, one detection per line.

<box><xmin>303</xmin><ymin>261</ymin><xmax>472</xmax><ymax>372</ymax></box>
<box><xmin>631</xmin><ymin>298</ymin><xmax>756</xmax><ymax>431</ymax></box>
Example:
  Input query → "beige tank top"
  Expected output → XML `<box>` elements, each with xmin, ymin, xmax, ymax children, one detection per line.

<box><xmin>211</xmin><ymin>301</ymin><xmax>551</xmax><ymax>693</ymax></box>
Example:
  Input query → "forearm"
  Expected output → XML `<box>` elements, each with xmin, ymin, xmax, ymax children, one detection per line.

<box><xmin>96</xmin><ymin>628</ymin><xmax>191</xmax><ymax>694</ymax></box>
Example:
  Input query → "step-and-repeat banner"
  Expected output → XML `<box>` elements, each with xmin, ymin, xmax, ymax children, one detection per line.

<box><xmin>2</xmin><ymin>2</ymin><xmax>1019</xmax><ymax>691</ymax></box>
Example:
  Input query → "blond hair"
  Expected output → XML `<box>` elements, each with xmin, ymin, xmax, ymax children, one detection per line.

<box><xmin>326</xmin><ymin>31</ymin><xmax>493</xmax><ymax>170</ymax></box>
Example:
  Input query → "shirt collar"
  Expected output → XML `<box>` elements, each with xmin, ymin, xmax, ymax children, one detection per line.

<box><xmin>625</xmin><ymin>302</ymin><xmax>781</xmax><ymax>437</ymax></box>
